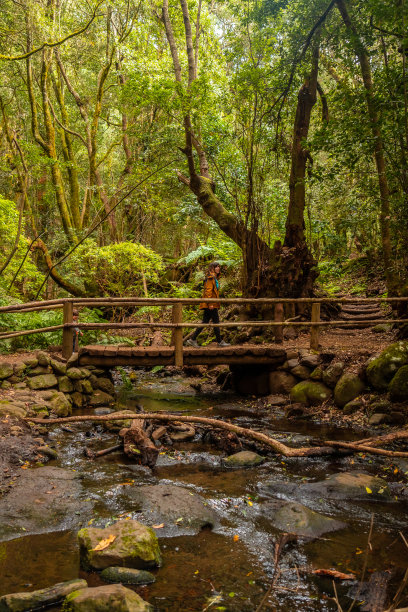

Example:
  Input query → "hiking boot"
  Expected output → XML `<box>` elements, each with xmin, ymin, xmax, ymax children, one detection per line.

<box><xmin>218</xmin><ymin>339</ymin><xmax>231</xmax><ymax>347</ymax></box>
<box><xmin>185</xmin><ymin>338</ymin><xmax>199</xmax><ymax>347</ymax></box>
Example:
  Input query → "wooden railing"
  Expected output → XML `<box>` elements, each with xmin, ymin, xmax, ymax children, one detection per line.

<box><xmin>1</xmin><ymin>296</ymin><xmax>408</xmax><ymax>366</ymax></box>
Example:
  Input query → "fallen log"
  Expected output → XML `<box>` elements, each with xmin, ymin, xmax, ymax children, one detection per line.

<box><xmin>85</xmin><ymin>443</ymin><xmax>122</xmax><ymax>459</ymax></box>
<box><xmin>26</xmin><ymin>412</ymin><xmax>408</xmax><ymax>458</ymax></box>
<box><xmin>120</xmin><ymin>419</ymin><xmax>159</xmax><ymax>468</ymax></box>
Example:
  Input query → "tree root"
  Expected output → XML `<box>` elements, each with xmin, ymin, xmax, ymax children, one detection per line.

<box><xmin>26</xmin><ymin>412</ymin><xmax>408</xmax><ymax>458</ymax></box>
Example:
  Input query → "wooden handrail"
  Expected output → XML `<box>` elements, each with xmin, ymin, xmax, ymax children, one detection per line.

<box><xmin>1</xmin><ymin>295</ymin><xmax>408</xmax><ymax>315</ymax></box>
<box><xmin>1</xmin><ymin>296</ymin><xmax>407</xmax><ymax>362</ymax></box>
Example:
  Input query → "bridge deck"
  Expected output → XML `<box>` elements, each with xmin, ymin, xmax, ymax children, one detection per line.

<box><xmin>78</xmin><ymin>344</ymin><xmax>286</xmax><ymax>368</ymax></box>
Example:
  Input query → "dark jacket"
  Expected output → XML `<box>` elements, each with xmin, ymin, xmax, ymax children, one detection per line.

<box><xmin>199</xmin><ymin>273</ymin><xmax>220</xmax><ymax>309</ymax></box>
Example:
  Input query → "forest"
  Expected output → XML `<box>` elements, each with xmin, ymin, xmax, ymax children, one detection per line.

<box><xmin>1</xmin><ymin>1</ymin><xmax>408</xmax><ymax>611</ymax></box>
<box><xmin>0</xmin><ymin>0</ymin><xmax>407</xmax><ymax>322</ymax></box>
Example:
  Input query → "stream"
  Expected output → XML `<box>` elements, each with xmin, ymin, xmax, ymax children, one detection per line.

<box><xmin>1</xmin><ymin>370</ymin><xmax>408</xmax><ymax>611</ymax></box>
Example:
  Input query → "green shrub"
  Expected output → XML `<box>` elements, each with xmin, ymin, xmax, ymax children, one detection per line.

<box><xmin>65</xmin><ymin>240</ymin><xmax>164</xmax><ymax>296</ymax></box>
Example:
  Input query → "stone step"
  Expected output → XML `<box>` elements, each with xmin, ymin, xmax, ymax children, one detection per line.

<box><xmin>338</xmin><ymin>311</ymin><xmax>386</xmax><ymax>321</ymax></box>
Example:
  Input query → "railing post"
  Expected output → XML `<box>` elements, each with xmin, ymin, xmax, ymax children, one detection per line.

<box><xmin>310</xmin><ymin>302</ymin><xmax>321</xmax><ymax>351</ymax></box>
<box><xmin>62</xmin><ymin>302</ymin><xmax>73</xmax><ymax>360</ymax></box>
<box><xmin>274</xmin><ymin>302</ymin><xmax>284</xmax><ymax>344</ymax></box>
<box><xmin>172</xmin><ymin>303</ymin><xmax>183</xmax><ymax>368</ymax></box>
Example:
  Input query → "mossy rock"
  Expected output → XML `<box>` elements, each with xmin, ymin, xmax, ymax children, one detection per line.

<box><xmin>28</xmin><ymin>374</ymin><xmax>58</xmax><ymax>390</ymax></box>
<box><xmin>77</xmin><ymin>519</ymin><xmax>161</xmax><ymax>571</ymax></box>
<box><xmin>95</xmin><ymin>378</ymin><xmax>115</xmax><ymax>395</ymax></box>
<box><xmin>224</xmin><ymin>451</ymin><xmax>265</xmax><ymax>467</ymax></box>
<box><xmin>67</xmin><ymin>368</ymin><xmax>85</xmax><ymax>380</ymax></box>
<box><xmin>102</xmin><ymin>410</ymin><xmax>135</xmax><ymax>431</ymax></box>
<box><xmin>65</xmin><ymin>584</ymin><xmax>152</xmax><ymax>611</ymax></box>
<box><xmin>266</xmin><ymin>501</ymin><xmax>345</xmax><ymax>538</ymax></box>
<box><xmin>0</xmin><ymin>402</ymin><xmax>26</xmax><ymax>418</ymax></box>
<box><xmin>89</xmin><ymin>390</ymin><xmax>114</xmax><ymax>407</ymax></box>
<box><xmin>290</xmin><ymin>381</ymin><xmax>332</xmax><ymax>406</ymax></box>
<box><xmin>366</xmin><ymin>341</ymin><xmax>408</xmax><ymax>390</ymax></box>
<box><xmin>50</xmin><ymin>392</ymin><xmax>72</xmax><ymax>417</ymax></box>
<box><xmin>100</xmin><ymin>567</ymin><xmax>155</xmax><ymax>585</ymax></box>
<box><xmin>0</xmin><ymin>579</ymin><xmax>87</xmax><ymax>612</ymax></box>
<box><xmin>50</xmin><ymin>359</ymin><xmax>67</xmax><ymax>376</ymax></box>
<box><xmin>309</xmin><ymin>366</ymin><xmax>323</xmax><ymax>381</ymax></box>
<box><xmin>0</xmin><ymin>363</ymin><xmax>14</xmax><ymax>380</ymax></box>
<box><xmin>334</xmin><ymin>372</ymin><xmax>365</xmax><ymax>408</ymax></box>
<box><xmin>36</xmin><ymin>351</ymin><xmax>50</xmax><ymax>367</ymax></box>
<box><xmin>58</xmin><ymin>376</ymin><xmax>74</xmax><ymax>393</ymax></box>
<box><xmin>322</xmin><ymin>362</ymin><xmax>345</xmax><ymax>388</ymax></box>
<box><xmin>389</xmin><ymin>365</ymin><xmax>408</xmax><ymax>401</ymax></box>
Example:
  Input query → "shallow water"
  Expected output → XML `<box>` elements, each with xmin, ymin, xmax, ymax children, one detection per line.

<box><xmin>1</xmin><ymin>371</ymin><xmax>408</xmax><ymax>610</ymax></box>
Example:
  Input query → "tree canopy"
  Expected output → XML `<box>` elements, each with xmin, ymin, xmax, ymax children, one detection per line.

<box><xmin>0</xmin><ymin>0</ymin><xmax>407</xmax><ymax>303</ymax></box>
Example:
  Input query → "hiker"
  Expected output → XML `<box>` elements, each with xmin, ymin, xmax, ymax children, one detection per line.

<box><xmin>72</xmin><ymin>308</ymin><xmax>83</xmax><ymax>352</ymax></box>
<box><xmin>186</xmin><ymin>261</ymin><xmax>231</xmax><ymax>347</ymax></box>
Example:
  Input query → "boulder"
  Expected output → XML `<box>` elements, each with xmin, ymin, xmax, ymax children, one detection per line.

<box><xmin>89</xmin><ymin>390</ymin><xmax>114</xmax><ymax>407</ymax></box>
<box><xmin>23</xmin><ymin>357</ymin><xmax>38</xmax><ymax>367</ymax></box>
<box><xmin>78</xmin><ymin>519</ymin><xmax>161</xmax><ymax>570</ymax></box>
<box><xmin>71</xmin><ymin>392</ymin><xmax>84</xmax><ymax>408</ymax></box>
<box><xmin>300</xmin><ymin>353</ymin><xmax>320</xmax><ymax>368</ymax></box>
<box><xmin>50</xmin><ymin>392</ymin><xmax>72</xmax><ymax>417</ymax></box>
<box><xmin>389</xmin><ymin>365</ymin><xmax>408</xmax><ymax>401</ymax></box>
<box><xmin>286</xmin><ymin>359</ymin><xmax>299</xmax><ymax>369</ymax></box>
<box><xmin>0</xmin><ymin>579</ymin><xmax>87</xmax><ymax>612</ymax></box>
<box><xmin>125</xmin><ymin>484</ymin><xmax>218</xmax><ymax>536</ymax></box>
<box><xmin>28</xmin><ymin>374</ymin><xmax>58</xmax><ymax>390</ymax></box>
<box><xmin>370</xmin><ymin>399</ymin><xmax>392</xmax><ymax>414</ymax></box>
<box><xmin>65</xmin><ymin>584</ymin><xmax>152</xmax><ymax>612</ymax></box>
<box><xmin>27</xmin><ymin>366</ymin><xmax>51</xmax><ymax>377</ymax></box>
<box><xmin>224</xmin><ymin>451</ymin><xmax>265</xmax><ymax>467</ymax></box>
<box><xmin>81</xmin><ymin>379</ymin><xmax>93</xmax><ymax>394</ymax></box>
<box><xmin>263</xmin><ymin>472</ymin><xmax>390</xmax><ymax>501</ymax></box>
<box><xmin>265</xmin><ymin>394</ymin><xmax>287</xmax><ymax>406</ymax></box>
<box><xmin>290</xmin><ymin>365</ymin><xmax>311</xmax><ymax>380</ymax></box>
<box><xmin>50</xmin><ymin>358</ymin><xmax>67</xmax><ymax>375</ymax></box>
<box><xmin>334</xmin><ymin>372</ymin><xmax>365</xmax><ymax>408</ymax></box>
<box><xmin>95</xmin><ymin>377</ymin><xmax>115</xmax><ymax>395</ymax></box>
<box><xmin>264</xmin><ymin>501</ymin><xmax>345</xmax><ymax>539</ymax></box>
<box><xmin>58</xmin><ymin>376</ymin><xmax>74</xmax><ymax>393</ymax></box>
<box><xmin>1</xmin><ymin>381</ymin><xmax>11</xmax><ymax>390</ymax></box>
<box><xmin>100</xmin><ymin>567</ymin><xmax>155</xmax><ymax>585</ymax></box>
<box><xmin>80</xmin><ymin>369</ymin><xmax>91</xmax><ymax>378</ymax></box>
<box><xmin>269</xmin><ymin>371</ymin><xmax>297</xmax><ymax>394</ymax></box>
<box><xmin>36</xmin><ymin>351</ymin><xmax>50</xmax><ymax>366</ymax></box>
<box><xmin>369</xmin><ymin>413</ymin><xmax>389</xmax><ymax>426</ymax></box>
<box><xmin>322</xmin><ymin>362</ymin><xmax>345</xmax><ymax>388</ymax></box>
<box><xmin>366</xmin><ymin>341</ymin><xmax>408</xmax><ymax>390</ymax></box>
<box><xmin>0</xmin><ymin>363</ymin><xmax>14</xmax><ymax>380</ymax></box>
<box><xmin>309</xmin><ymin>367</ymin><xmax>323</xmax><ymax>381</ymax></box>
<box><xmin>290</xmin><ymin>381</ymin><xmax>332</xmax><ymax>406</ymax></box>
<box><xmin>67</xmin><ymin>367</ymin><xmax>84</xmax><ymax>380</ymax></box>
<box><xmin>0</xmin><ymin>467</ymin><xmax>92</xmax><ymax>541</ymax></box>
<box><xmin>343</xmin><ymin>399</ymin><xmax>363</xmax><ymax>414</ymax></box>
<box><xmin>0</xmin><ymin>402</ymin><xmax>26</xmax><ymax>418</ymax></box>
<box><xmin>13</xmin><ymin>363</ymin><xmax>26</xmax><ymax>377</ymax></box>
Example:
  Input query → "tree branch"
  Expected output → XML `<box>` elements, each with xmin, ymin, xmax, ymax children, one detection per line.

<box><xmin>0</xmin><ymin>1</ymin><xmax>105</xmax><ymax>61</ymax></box>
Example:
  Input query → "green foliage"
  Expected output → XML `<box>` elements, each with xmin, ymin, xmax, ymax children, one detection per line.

<box><xmin>65</xmin><ymin>240</ymin><xmax>164</xmax><ymax>296</ymax></box>
<box><xmin>0</xmin><ymin>196</ymin><xmax>43</xmax><ymax>298</ymax></box>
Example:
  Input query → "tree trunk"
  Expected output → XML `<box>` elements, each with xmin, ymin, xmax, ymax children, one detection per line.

<box><xmin>336</xmin><ymin>0</ymin><xmax>395</xmax><ymax>292</ymax></box>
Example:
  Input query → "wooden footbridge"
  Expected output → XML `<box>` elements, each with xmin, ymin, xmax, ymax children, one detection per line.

<box><xmin>1</xmin><ymin>296</ymin><xmax>407</xmax><ymax>368</ymax></box>
<box><xmin>77</xmin><ymin>343</ymin><xmax>287</xmax><ymax>368</ymax></box>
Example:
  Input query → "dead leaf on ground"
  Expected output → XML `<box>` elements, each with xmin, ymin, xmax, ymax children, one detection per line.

<box><xmin>91</xmin><ymin>534</ymin><xmax>116</xmax><ymax>551</ymax></box>
<box><xmin>153</xmin><ymin>523</ymin><xmax>165</xmax><ymax>529</ymax></box>
<box><xmin>313</xmin><ymin>569</ymin><xmax>355</xmax><ymax>580</ymax></box>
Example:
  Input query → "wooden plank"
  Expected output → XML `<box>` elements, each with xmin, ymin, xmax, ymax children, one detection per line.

<box><xmin>117</xmin><ymin>346</ymin><xmax>133</xmax><ymax>358</ymax></box>
<box><xmin>104</xmin><ymin>346</ymin><xmax>119</xmax><ymax>357</ymax></box>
